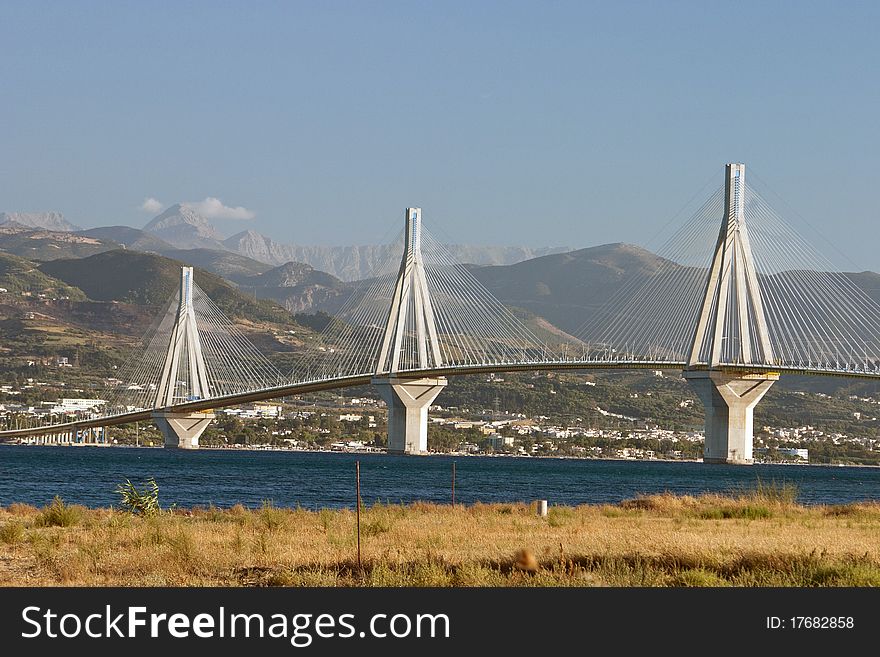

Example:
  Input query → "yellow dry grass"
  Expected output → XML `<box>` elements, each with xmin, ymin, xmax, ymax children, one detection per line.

<box><xmin>1</xmin><ymin>493</ymin><xmax>879</xmax><ymax>587</ymax></box>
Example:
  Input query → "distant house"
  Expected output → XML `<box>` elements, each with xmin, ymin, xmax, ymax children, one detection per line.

<box><xmin>489</xmin><ymin>434</ymin><xmax>514</xmax><ymax>449</ymax></box>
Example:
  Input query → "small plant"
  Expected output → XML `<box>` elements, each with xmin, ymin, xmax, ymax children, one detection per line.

<box><xmin>737</xmin><ymin>478</ymin><xmax>798</xmax><ymax>505</ymax></box>
<box><xmin>363</xmin><ymin>517</ymin><xmax>392</xmax><ymax>537</ymax></box>
<box><xmin>30</xmin><ymin>532</ymin><xmax>62</xmax><ymax>569</ymax></box>
<box><xmin>699</xmin><ymin>504</ymin><xmax>771</xmax><ymax>520</ymax></box>
<box><xmin>670</xmin><ymin>568</ymin><xmax>730</xmax><ymax>587</ymax></box>
<box><xmin>107</xmin><ymin>512</ymin><xmax>131</xmax><ymax>529</ymax></box>
<box><xmin>0</xmin><ymin>521</ymin><xmax>26</xmax><ymax>545</ymax></box>
<box><xmin>752</xmin><ymin>479</ymin><xmax>799</xmax><ymax>505</ymax></box>
<box><xmin>35</xmin><ymin>496</ymin><xmax>82</xmax><ymax>528</ymax></box>
<box><xmin>115</xmin><ymin>478</ymin><xmax>160</xmax><ymax>516</ymax></box>
<box><xmin>318</xmin><ymin>508</ymin><xmax>334</xmax><ymax>533</ymax></box>
<box><xmin>259</xmin><ymin>500</ymin><xmax>286</xmax><ymax>531</ymax></box>
<box><xmin>254</xmin><ymin>529</ymin><xmax>272</xmax><ymax>555</ymax></box>
<box><xmin>168</xmin><ymin>529</ymin><xmax>196</xmax><ymax>565</ymax></box>
<box><xmin>547</xmin><ymin>506</ymin><xmax>575</xmax><ymax>527</ymax></box>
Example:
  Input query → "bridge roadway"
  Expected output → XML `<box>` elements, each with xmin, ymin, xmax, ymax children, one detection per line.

<box><xmin>2</xmin><ymin>359</ymin><xmax>878</xmax><ymax>440</ymax></box>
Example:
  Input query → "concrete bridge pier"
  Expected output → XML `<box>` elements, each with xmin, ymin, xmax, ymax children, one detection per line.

<box><xmin>373</xmin><ymin>377</ymin><xmax>447</xmax><ymax>454</ymax></box>
<box><xmin>684</xmin><ymin>371</ymin><xmax>777</xmax><ymax>464</ymax></box>
<box><xmin>153</xmin><ymin>411</ymin><xmax>214</xmax><ymax>449</ymax></box>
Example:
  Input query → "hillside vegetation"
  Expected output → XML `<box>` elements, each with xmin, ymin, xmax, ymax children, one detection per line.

<box><xmin>39</xmin><ymin>250</ymin><xmax>292</xmax><ymax>323</ymax></box>
<box><xmin>0</xmin><ymin>252</ymin><xmax>86</xmax><ymax>300</ymax></box>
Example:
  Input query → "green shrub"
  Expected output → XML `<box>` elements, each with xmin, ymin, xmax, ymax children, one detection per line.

<box><xmin>116</xmin><ymin>478</ymin><xmax>160</xmax><ymax>516</ymax></box>
<box><xmin>35</xmin><ymin>496</ymin><xmax>82</xmax><ymax>527</ymax></box>
<box><xmin>699</xmin><ymin>505</ymin><xmax>771</xmax><ymax>520</ymax></box>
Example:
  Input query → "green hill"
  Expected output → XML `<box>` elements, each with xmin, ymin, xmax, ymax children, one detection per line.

<box><xmin>0</xmin><ymin>252</ymin><xmax>86</xmax><ymax>299</ymax></box>
<box><xmin>38</xmin><ymin>250</ymin><xmax>291</xmax><ymax>322</ymax></box>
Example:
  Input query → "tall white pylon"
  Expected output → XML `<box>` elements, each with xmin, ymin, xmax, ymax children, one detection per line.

<box><xmin>373</xmin><ymin>208</ymin><xmax>447</xmax><ymax>454</ymax></box>
<box><xmin>153</xmin><ymin>266</ymin><xmax>214</xmax><ymax>449</ymax></box>
<box><xmin>155</xmin><ymin>267</ymin><xmax>210</xmax><ymax>406</ymax></box>
<box><xmin>376</xmin><ymin>208</ymin><xmax>444</xmax><ymax>374</ymax></box>
<box><xmin>688</xmin><ymin>163</ymin><xmax>773</xmax><ymax>367</ymax></box>
<box><xmin>684</xmin><ymin>164</ymin><xmax>777</xmax><ymax>464</ymax></box>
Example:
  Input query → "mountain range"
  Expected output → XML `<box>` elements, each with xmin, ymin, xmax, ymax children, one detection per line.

<box><xmin>5</xmin><ymin>202</ymin><xmax>880</xmax><ymax>361</ymax></box>
<box><xmin>0</xmin><ymin>203</ymin><xmax>569</xmax><ymax>280</ymax></box>
<box><xmin>138</xmin><ymin>204</ymin><xmax>570</xmax><ymax>280</ymax></box>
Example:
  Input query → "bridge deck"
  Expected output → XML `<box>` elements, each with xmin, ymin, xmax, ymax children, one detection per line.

<box><xmin>2</xmin><ymin>360</ymin><xmax>878</xmax><ymax>439</ymax></box>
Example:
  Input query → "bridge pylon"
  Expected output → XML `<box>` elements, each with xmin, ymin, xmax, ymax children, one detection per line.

<box><xmin>683</xmin><ymin>164</ymin><xmax>777</xmax><ymax>464</ymax></box>
<box><xmin>372</xmin><ymin>208</ymin><xmax>447</xmax><ymax>454</ymax></box>
<box><xmin>152</xmin><ymin>267</ymin><xmax>214</xmax><ymax>449</ymax></box>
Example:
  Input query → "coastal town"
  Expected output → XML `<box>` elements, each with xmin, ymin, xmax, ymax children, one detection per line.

<box><xmin>3</xmin><ymin>372</ymin><xmax>878</xmax><ymax>465</ymax></box>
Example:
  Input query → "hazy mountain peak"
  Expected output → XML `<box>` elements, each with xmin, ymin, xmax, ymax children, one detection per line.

<box><xmin>143</xmin><ymin>203</ymin><xmax>224</xmax><ymax>249</ymax></box>
<box><xmin>144</xmin><ymin>204</ymin><xmax>218</xmax><ymax>234</ymax></box>
<box><xmin>0</xmin><ymin>211</ymin><xmax>80</xmax><ymax>232</ymax></box>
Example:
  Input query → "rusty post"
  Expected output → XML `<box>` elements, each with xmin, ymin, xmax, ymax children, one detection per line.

<box><xmin>356</xmin><ymin>460</ymin><xmax>362</xmax><ymax>571</ymax></box>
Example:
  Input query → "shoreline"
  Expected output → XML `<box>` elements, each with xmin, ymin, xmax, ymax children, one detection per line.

<box><xmin>2</xmin><ymin>440</ymin><xmax>878</xmax><ymax>468</ymax></box>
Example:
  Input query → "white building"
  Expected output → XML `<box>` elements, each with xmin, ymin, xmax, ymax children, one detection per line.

<box><xmin>56</xmin><ymin>398</ymin><xmax>106</xmax><ymax>413</ymax></box>
<box><xmin>489</xmin><ymin>433</ymin><xmax>514</xmax><ymax>449</ymax></box>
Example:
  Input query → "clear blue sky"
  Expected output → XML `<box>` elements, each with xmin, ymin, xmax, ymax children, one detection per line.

<box><xmin>1</xmin><ymin>1</ymin><xmax>878</xmax><ymax>265</ymax></box>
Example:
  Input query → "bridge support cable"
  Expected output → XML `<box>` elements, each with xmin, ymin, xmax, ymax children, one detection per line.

<box><xmin>574</xmin><ymin>188</ymin><xmax>725</xmax><ymax>363</ymax></box>
<box><xmin>738</xmin><ymin>185</ymin><xmax>880</xmax><ymax>372</ymax></box>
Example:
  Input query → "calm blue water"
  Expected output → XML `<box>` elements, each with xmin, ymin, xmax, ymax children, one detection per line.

<box><xmin>1</xmin><ymin>445</ymin><xmax>878</xmax><ymax>508</ymax></box>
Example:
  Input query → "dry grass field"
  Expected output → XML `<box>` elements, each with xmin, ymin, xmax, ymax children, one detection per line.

<box><xmin>1</xmin><ymin>486</ymin><xmax>879</xmax><ymax>587</ymax></box>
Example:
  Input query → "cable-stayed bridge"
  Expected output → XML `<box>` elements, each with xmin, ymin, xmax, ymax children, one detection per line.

<box><xmin>5</xmin><ymin>163</ymin><xmax>880</xmax><ymax>464</ymax></box>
